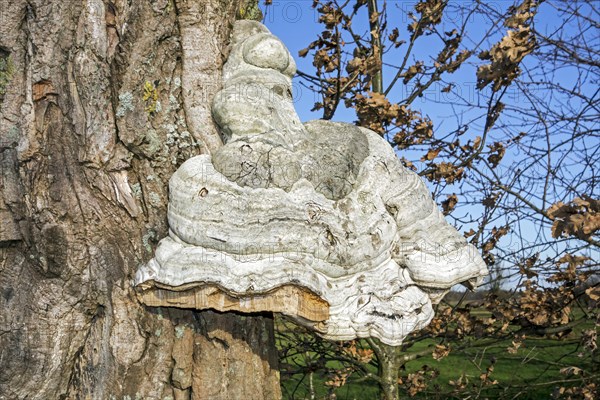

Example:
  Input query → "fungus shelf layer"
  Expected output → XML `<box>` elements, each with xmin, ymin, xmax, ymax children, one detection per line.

<box><xmin>135</xmin><ymin>20</ymin><xmax>488</xmax><ymax>346</ymax></box>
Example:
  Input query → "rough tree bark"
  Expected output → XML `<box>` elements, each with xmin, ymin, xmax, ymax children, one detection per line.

<box><xmin>0</xmin><ymin>0</ymin><xmax>281</xmax><ymax>399</ymax></box>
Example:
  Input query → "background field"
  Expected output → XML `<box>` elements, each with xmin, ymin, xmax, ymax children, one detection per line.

<box><xmin>277</xmin><ymin>294</ymin><xmax>598</xmax><ymax>400</ymax></box>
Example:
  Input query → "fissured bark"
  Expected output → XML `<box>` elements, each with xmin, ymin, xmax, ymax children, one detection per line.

<box><xmin>0</xmin><ymin>1</ymin><xmax>281</xmax><ymax>399</ymax></box>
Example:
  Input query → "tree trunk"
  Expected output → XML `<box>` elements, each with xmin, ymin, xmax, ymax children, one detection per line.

<box><xmin>368</xmin><ymin>339</ymin><xmax>401</xmax><ymax>400</ymax></box>
<box><xmin>0</xmin><ymin>1</ymin><xmax>281</xmax><ymax>399</ymax></box>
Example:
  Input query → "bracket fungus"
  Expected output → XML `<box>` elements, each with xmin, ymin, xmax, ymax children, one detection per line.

<box><xmin>135</xmin><ymin>21</ymin><xmax>488</xmax><ymax>346</ymax></box>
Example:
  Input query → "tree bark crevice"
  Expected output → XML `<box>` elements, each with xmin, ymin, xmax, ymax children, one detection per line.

<box><xmin>1</xmin><ymin>1</ymin><xmax>281</xmax><ymax>399</ymax></box>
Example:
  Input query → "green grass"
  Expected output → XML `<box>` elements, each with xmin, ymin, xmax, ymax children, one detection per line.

<box><xmin>277</xmin><ymin>313</ymin><xmax>598</xmax><ymax>399</ymax></box>
<box><xmin>402</xmin><ymin>337</ymin><xmax>590</xmax><ymax>399</ymax></box>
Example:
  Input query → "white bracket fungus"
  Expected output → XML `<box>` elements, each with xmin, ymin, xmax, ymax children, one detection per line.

<box><xmin>135</xmin><ymin>21</ymin><xmax>488</xmax><ymax>346</ymax></box>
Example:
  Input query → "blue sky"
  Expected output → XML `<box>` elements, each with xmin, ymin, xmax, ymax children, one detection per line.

<box><xmin>263</xmin><ymin>1</ymin><xmax>507</xmax><ymax>123</ymax></box>
<box><xmin>262</xmin><ymin>1</ymin><xmax>595</xmax><ymax>136</ymax></box>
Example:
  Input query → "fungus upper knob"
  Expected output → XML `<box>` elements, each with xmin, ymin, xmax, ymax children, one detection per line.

<box><xmin>243</xmin><ymin>34</ymin><xmax>294</xmax><ymax>75</ymax></box>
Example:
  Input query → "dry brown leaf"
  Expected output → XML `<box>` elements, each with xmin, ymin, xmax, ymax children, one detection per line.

<box><xmin>585</xmin><ymin>286</ymin><xmax>600</xmax><ymax>301</ymax></box>
<box><xmin>432</xmin><ymin>344</ymin><xmax>451</xmax><ymax>360</ymax></box>
<box><xmin>423</xmin><ymin>148</ymin><xmax>441</xmax><ymax>161</ymax></box>
<box><xmin>441</xmin><ymin>194</ymin><xmax>458</xmax><ymax>215</ymax></box>
<box><xmin>547</xmin><ymin>195</ymin><xmax>600</xmax><ymax>240</ymax></box>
